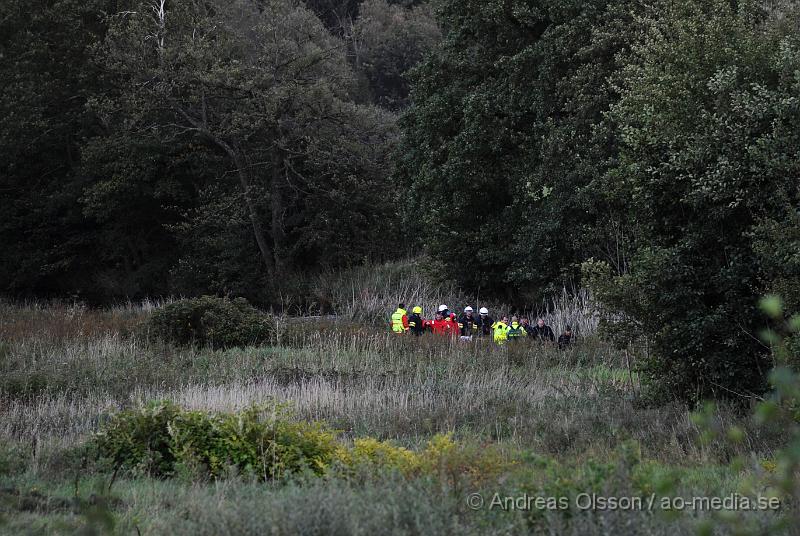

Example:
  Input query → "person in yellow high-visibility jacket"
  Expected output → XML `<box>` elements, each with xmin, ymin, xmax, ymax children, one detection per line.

<box><xmin>506</xmin><ymin>316</ymin><xmax>527</xmax><ymax>342</ymax></box>
<box><xmin>390</xmin><ymin>303</ymin><xmax>409</xmax><ymax>334</ymax></box>
<box><xmin>492</xmin><ymin>316</ymin><xmax>509</xmax><ymax>345</ymax></box>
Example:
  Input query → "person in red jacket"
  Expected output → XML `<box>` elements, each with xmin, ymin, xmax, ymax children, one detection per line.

<box><xmin>447</xmin><ymin>313</ymin><xmax>460</xmax><ymax>337</ymax></box>
<box><xmin>433</xmin><ymin>313</ymin><xmax>458</xmax><ymax>338</ymax></box>
<box><xmin>429</xmin><ymin>312</ymin><xmax>456</xmax><ymax>337</ymax></box>
<box><xmin>429</xmin><ymin>312</ymin><xmax>444</xmax><ymax>335</ymax></box>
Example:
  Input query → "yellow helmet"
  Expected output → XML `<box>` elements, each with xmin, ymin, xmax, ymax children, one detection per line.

<box><xmin>412</xmin><ymin>306</ymin><xmax>423</xmax><ymax>314</ymax></box>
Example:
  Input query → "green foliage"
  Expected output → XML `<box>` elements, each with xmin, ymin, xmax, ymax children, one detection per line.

<box><xmin>0</xmin><ymin>442</ymin><xmax>26</xmax><ymax>478</ymax></box>
<box><xmin>399</xmin><ymin>0</ymin><xmax>642</xmax><ymax>301</ymax></box>
<box><xmin>353</xmin><ymin>0</ymin><xmax>441</xmax><ymax>109</ymax></box>
<box><xmin>753</xmin><ymin>214</ymin><xmax>800</xmax><ymax>369</ymax></box>
<box><xmin>0</xmin><ymin>0</ymin><xmax>113</xmax><ymax>300</ymax></box>
<box><xmin>167</xmin><ymin>406</ymin><xmax>339</xmax><ymax>480</ymax></box>
<box><xmin>79</xmin><ymin>134</ymin><xmax>220</xmax><ymax>299</ymax></box>
<box><xmin>94</xmin><ymin>401</ymin><xmax>505</xmax><ymax>484</ymax></box>
<box><xmin>90</xmin><ymin>0</ymin><xmax>399</xmax><ymax>297</ymax></box>
<box><xmin>147</xmin><ymin>296</ymin><xmax>274</xmax><ymax>349</ymax></box>
<box><xmin>690</xmin><ymin>296</ymin><xmax>800</xmax><ymax>533</ymax></box>
<box><xmin>401</xmin><ymin>0</ymin><xmax>799</xmax><ymax>402</ymax></box>
<box><xmin>3</xmin><ymin>0</ymin><xmax>432</xmax><ymax>305</ymax></box>
<box><xmin>583</xmin><ymin>0</ymin><xmax>800</xmax><ymax>402</ymax></box>
<box><xmin>94</xmin><ymin>401</ymin><xmax>181</xmax><ymax>477</ymax></box>
<box><xmin>94</xmin><ymin>402</ymin><xmax>339</xmax><ymax>480</ymax></box>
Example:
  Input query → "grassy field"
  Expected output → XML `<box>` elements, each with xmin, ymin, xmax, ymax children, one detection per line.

<box><xmin>0</xmin><ymin>300</ymin><xmax>793</xmax><ymax>535</ymax></box>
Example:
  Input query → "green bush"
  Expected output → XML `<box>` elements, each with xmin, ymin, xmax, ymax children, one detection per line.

<box><xmin>94</xmin><ymin>405</ymin><xmax>493</xmax><ymax>483</ymax></box>
<box><xmin>147</xmin><ymin>296</ymin><xmax>274</xmax><ymax>348</ymax></box>
<box><xmin>580</xmin><ymin>1</ymin><xmax>800</xmax><ymax>404</ymax></box>
<box><xmin>685</xmin><ymin>296</ymin><xmax>800</xmax><ymax>535</ymax></box>
<box><xmin>94</xmin><ymin>401</ymin><xmax>181</xmax><ymax>477</ymax></box>
<box><xmin>168</xmin><ymin>406</ymin><xmax>339</xmax><ymax>479</ymax></box>
<box><xmin>94</xmin><ymin>403</ymin><xmax>339</xmax><ymax>480</ymax></box>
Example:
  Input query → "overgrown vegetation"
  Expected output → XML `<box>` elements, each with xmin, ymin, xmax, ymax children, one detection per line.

<box><xmin>146</xmin><ymin>296</ymin><xmax>274</xmax><ymax>348</ymax></box>
<box><xmin>0</xmin><ymin>302</ymin><xmax>797</xmax><ymax>534</ymax></box>
<box><xmin>93</xmin><ymin>402</ymin><xmax>494</xmax><ymax>482</ymax></box>
<box><xmin>3</xmin><ymin>0</ymin><xmax>799</xmax><ymax>404</ymax></box>
<box><xmin>400</xmin><ymin>0</ymin><xmax>800</xmax><ymax>401</ymax></box>
<box><xmin>2</xmin><ymin>0</ymin><xmax>800</xmax><ymax>532</ymax></box>
<box><xmin>95</xmin><ymin>402</ymin><xmax>339</xmax><ymax>479</ymax></box>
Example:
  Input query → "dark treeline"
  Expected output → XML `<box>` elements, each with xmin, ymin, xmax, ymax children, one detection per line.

<box><xmin>2</xmin><ymin>0</ymin><xmax>799</xmax><ymax>400</ymax></box>
<box><xmin>400</xmin><ymin>0</ymin><xmax>800</xmax><ymax>400</ymax></box>
<box><xmin>1</xmin><ymin>0</ymin><xmax>439</xmax><ymax>303</ymax></box>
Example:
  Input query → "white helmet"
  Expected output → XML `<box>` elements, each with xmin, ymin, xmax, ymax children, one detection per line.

<box><xmin>464</xmin><ymin>306</ymin><xmax>474</xmax><ymax>313</ymax></box>
<box><xmin>479</xmin><ymin>307</ymin><xmax>489</xmax><ymax>315</ymax></box>
<box><xmin>438</xmin><ymin>304</ymin><xmax>448</xmax><ymax>312</ymax></box>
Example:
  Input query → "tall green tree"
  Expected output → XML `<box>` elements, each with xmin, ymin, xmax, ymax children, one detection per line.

<box><xmin>351</xmin><ymin>0</ymin><xmax>441</xmax><ymax>109</ymax></box>
<box><xmin>588</xmin><ymin>0</ymin><xmax>800</xmax><ymax>400</ymax></box>
<box><xmin>0</xmin><ymin>0</ymin><xmax>112</xmax><ymax>299</ymax></box>
<box><xmin>91</xmin><ymin>0</ymin><xmax>397</xmax><ymax>294</ymax></box>
<box><xmin>399</xmin><ymin>0</ymin><xmax>641</xmax><ymax>302</ymax></box>
<box><xmin>79</xmin><ymin>134</ymin><xmax>220</xmax><ymax>297</ymax></box>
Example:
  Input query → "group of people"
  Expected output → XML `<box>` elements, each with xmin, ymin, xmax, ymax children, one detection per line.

<box><xmin>390</xmin><ymin>304</ymin><xmax>574</xmax><ymax>349</ymax></box>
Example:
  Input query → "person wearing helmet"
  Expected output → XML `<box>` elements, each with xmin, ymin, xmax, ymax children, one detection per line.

<box><xmin>458</xmin><ymin>306</ymin><xmax>478</xmax><ymax>337</ymax></box>
<box><xmin>437</xmin><ymin>304</ymin><xmax>450</xmax><ymax>319</ymax></box>
<box><xmin>408</xmin><ymin>306</ymin><xmax>427</xmax><ymax>336</ymax></box>
<box><xmin>476</xmin><ymin>307</ymin><xmax>494</xmax><ymax>337</ymax></box>
<box><xmin>390</xmin><ymin>303</ymin><xmax>409</xmax><ymax>334</ymax></box>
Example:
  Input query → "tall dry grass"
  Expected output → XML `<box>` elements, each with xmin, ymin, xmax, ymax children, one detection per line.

<box><xmin>0</xmin><ymin>300</ymin><xmax>781</xmax><ymax>469</ymax></box>
<box><xmin>0</xmin><ymin>298</ymin><xmax>164</xmax><ymax>343</ymax></box>
<box><xmin>301</xmin><ymin>259</ymin><xmax>471</xmax><ymax>323</ymax></box>
<box><xmin>0</xmin><ymin>287</ymin><xmax>791</xmax><ymax>536</ymax></box>
<box><xmin>295</xmin><ymin>259</ymin><xmax>599</xmax><ymax>337</ymax></box>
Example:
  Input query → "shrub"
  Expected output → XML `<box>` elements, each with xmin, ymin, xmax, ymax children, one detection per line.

<box><xmin>94</xmin><ymin>401</ymin><xmax>181</xmax><ymax>477</ymax></box>
<box><xmin>94</xmin><ymin>404</ymin><xmax>513</xmax><ymax>485</ymax></box>
<box><xmin>94</xmin><ymin>403</ymin><xmax>338</xmax><ymax>480</ymax></box>
<box><xmin>346</xmin><ymin>438</ymin><xmax>421</xmax><ymax>474</ymax></box>
<box><xmin>334</xmin><ymin>433</ymin><xmax>510</xmax><ymax>486</ymax></box>
<box><xmin>686</xmin><ymin>296</ymin><xmax>800</xmax><ymax>535</ymax></box>
<box><xmin>169</xmin><ymin>408</ymin><xmax>340</xmax><ymax>479</ymax></box>
<box><xmin>147</xmin><ymin>296</ymin><xmax>274</xmax><ymax>348</ymax></box>
<box><xmin>419</xmin><ymin>434</ymin><xmax>511</xmax><ymax>487</ymax></box>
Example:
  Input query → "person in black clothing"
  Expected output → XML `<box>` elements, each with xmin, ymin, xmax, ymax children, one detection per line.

<box><xmin>531</xmin><ymin>319</ymin><xmax>555</xmax><ymax>343</ymax></box>
<box><xmin>520</xmin><ymin>317</ymin><xmax>534</xmax><ymax>336</ymax></box>
<box><xmin>458</xmin><ymin>306</ymin><xmax>478</xmax><ymax>336</ymax></box>
<box><xmin>408</xmin><ymin>306</ymin><xmax>426</xmax><ymax>336</ymax></box>
<box><xmin>476</xmin><ymin>307</ymin><xmax>494</xmax><ymax>337</ymax></box>
<box><xmin>558</xmin><ymin>326</ymin><xmax>573</xmax><ymax>350</ymax></box>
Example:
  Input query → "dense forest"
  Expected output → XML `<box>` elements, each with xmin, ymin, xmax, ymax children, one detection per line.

<box><xmin>2</xmin><ymin>0</ymin><xmax>799</xmax><ymax>400</ymax></box>
<box><xmin>1</xmin><ymin>0</ymin><xmax>439</xmax><ymax>302</ymax></box>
